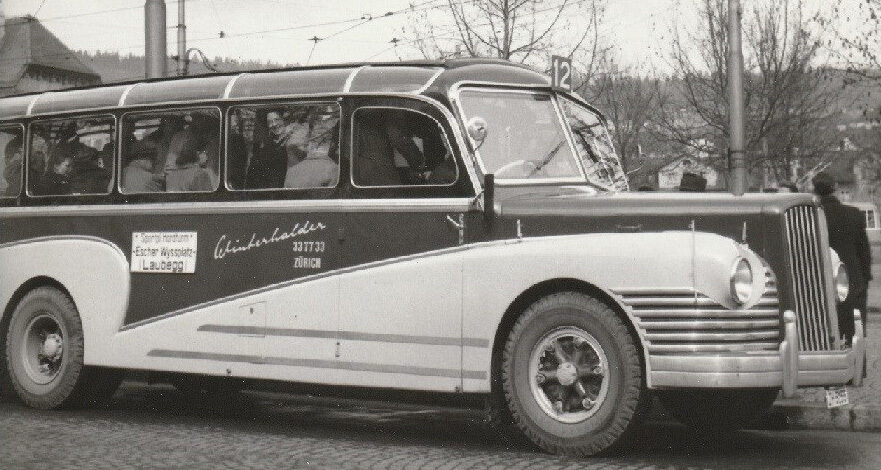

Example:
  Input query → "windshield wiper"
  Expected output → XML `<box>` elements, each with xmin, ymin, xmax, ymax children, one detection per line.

<box><xmin>527</xmin><ymin>139</ymin><xmax>566</xmax><ymax>177</ymax></box>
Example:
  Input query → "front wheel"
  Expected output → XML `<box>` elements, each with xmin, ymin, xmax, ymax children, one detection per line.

<box><xmin>500</xmin><ymin>292</ymin><xmax>646</xmax><ymax>456</ymax></box>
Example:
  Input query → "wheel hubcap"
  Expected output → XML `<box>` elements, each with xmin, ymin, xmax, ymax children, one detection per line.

<box><xmin>528</xmin><ymin>327</ymin><xmax>609</xmax><ymax>424</ymax></box>
<box><xmin>21</xmin><ymin>314</ymin><xmax>66</xmax><ymax>385</ymax></box>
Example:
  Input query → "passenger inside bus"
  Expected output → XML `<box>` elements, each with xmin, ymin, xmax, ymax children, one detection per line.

<box><xmin>30</xmin><ymin>118</ymin><xmax>114</xmax><ymax>196</ymax></box>
<box><xmin>122</xmin><ymin>136</ymin><xmax>161</xmax><ymax>192</ymax></box>
<box><xmin>37</xmin><ymin>151</ymin><xmax>74</xmax><ymax>195</ymax></box>
<box><xmin>121</xmin><ymin>112</ymin><xmax>220</xmax><ymax>193</ymax></box>
<box><xmin>3</xmin><ymin>134</ymin><xmax>22</xmax><ymax>197</ymax></box>
<box><xmin>164</xmin><ymin>113</ymin><xmax>219</xmax><ymax>192</ymax></box>
<box><xmin>353</xmin><ymin>108</ymin><xmax>455</xmax><ymax>186</ymax></box>
<box><xmin>228</xmin><ymin>105</ymin><xmax>340</xmax><ymax>190</ymax></box>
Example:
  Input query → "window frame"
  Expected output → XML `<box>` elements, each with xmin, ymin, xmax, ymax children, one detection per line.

<box><xmin>224</xmin><ymin>100</ymin><xmax>343</xmax><ymax>193</ymax></box>
<box><xmin>452</xmin><ymin>86</ymin><xmax>587</xmax><ymax>186</ymax></box>
<box><xmin>0</xmin><ymin>123</ymin><xmax>25</xmax><ymax>199</ymax></box>
<box><xmin>118</xmin><ymin>105</ymin><xmax>223</xmax><ymax>195</ymax></box>
<box><xmin>349</xmin><ymin>105</ymin><xmax>460</xmax><ymax>189</ymax></box>
<box><xmin>26</xmin><ymin>113</ymin><xmax>118</xmax><ymax>199</ymax></box>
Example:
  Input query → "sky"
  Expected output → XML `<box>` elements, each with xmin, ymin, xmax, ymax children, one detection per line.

<box><xmin>0</xmin><ymin>0</ymin><xmax>864</xmax><ymax>72</ymax></box>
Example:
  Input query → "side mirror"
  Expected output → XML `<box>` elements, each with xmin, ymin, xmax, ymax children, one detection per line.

<box><xmin>466</xmin><ymin>116</ymin><xmax>488</xmax><ymax>147</ymax></box>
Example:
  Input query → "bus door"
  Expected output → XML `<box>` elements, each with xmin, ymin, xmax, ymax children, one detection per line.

<box><xmin>335</xmin><ymin>98</ymin><xmax>477</xmax><ymax>391</ymax></box>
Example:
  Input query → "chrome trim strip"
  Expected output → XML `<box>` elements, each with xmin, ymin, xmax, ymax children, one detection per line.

<box><xmin>416</xmin><ymin>68</ymin><xmax>444</xmax><ymax>94</ymax></box>
<box><xmin>26</xmin><ymin>94</ymin><xmax>42</xmax><ymax>116</ymax></box>
<box><xmin>782</xmin><ymin>310</ymin><xmax>797</xmax><ymax>396</ymax></box>
<box><xmin>343</xmin><ymin>65</ymin><xmax>368</xmax><ymax>93</ymax></box>
<box><xmin>853</xmin><ymin>309</ymin><xmax>865</xmax><ymax>387</ymax></box>
<box><xmin>638</xmin><ymin>319</ymin><xmax>780</xmax><ymax>330</ymax></box>
<box><xmin>0</xmin><ymin>235</ymin><xmax>126</xmax><ymax>259</ymax></box>
<box><xmin>146</xmin><ymin>349</ymin><xmax>487</xmax><ymax>379</ymax></box>
<box><xmin>223</xmin><ymin>73</ymin><xmax>248</xmax><ymax>99</ymax></box>
<box><xmin>0</xmin><ymin>198</ymin><xmax>474</xmax><ymax>218</ymax></box>
<box><xmin>612</xmin><ymin>287</ymin><xmax>696</xmax><ymax>295</ymax></box>
<box><xmin>198</xmin><ymin>325</ymin><xmax>490</xmax><ymax>348</ymax></box>
<box><xmin>118</xmin><ymin>83</ymin><xmax>138</xmax><ymax>107</ymax></box>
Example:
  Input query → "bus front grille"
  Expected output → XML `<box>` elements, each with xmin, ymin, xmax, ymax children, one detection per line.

<box><xmin>784</xmin><ymin>205</ymin><xmax>833</xmax><ymax>351</ymax></box>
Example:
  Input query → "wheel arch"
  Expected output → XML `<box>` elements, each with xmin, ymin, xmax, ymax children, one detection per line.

<box><xmin>1</xmin><ymin>276</ymin><xmax>73</xmax><ymax>355</ymax></box>
<box><xmin>489</xmin><ymin>278</ymin><xmax>646</xmax><ymax>392</ymax></box>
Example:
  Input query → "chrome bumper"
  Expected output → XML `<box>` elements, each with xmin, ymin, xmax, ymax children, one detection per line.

<box><xmin>649</xmin><ymin>310</ymin><xmax>866</xmax><ymax>397</ymax></box>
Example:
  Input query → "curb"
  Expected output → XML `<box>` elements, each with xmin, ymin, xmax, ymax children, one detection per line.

<box><xmin>773</xmin><ymin>399</ymin><xmax>881</xmax><ymax>432</ymax></box>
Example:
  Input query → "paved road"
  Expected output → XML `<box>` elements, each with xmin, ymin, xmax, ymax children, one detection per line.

<box><xmin>2</xmin><ymin>382</ymin><xmax>880</xmax><ymax>470</ymax></box>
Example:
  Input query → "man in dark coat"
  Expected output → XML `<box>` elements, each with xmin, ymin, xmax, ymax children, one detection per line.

<box><xmin>813</xmin><ymin>172</ymin><xmax>873</xmax><ymax>340</ymax></box>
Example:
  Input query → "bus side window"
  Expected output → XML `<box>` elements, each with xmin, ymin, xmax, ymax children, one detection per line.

<box><xmin>0</xmin><ymin>126</ymin><xmax>24</xmax><ymax>198</ymax></box>
<box><xmin>351</xmin><ymin>107</ymin><xmax>457</xmax><ymax>188</ymax></box>
<box><xmin>28</xmin><ymin>117</ymin><xmax>115</xmax><ymax>197</ymax></box>
<box><xmin>120</xmin><ymin>109</ymin><xmax>221</xmax><ymax>194</ymax></box>
<box><xmin>226</xmin><ymin>103</ymin><xmax>340</xmax><ymax>191</ymax></box>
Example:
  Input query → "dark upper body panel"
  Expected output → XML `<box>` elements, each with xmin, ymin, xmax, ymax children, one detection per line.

<box><xmin>487</xmin><ymin>186</ymin><xmax>818</xmax><ymax>284</ymax></box>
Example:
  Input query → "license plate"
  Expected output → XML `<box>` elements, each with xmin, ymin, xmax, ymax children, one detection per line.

<box><xmin>825</xmin><ymin>387</ymin><xmax>849</xmax><ymax>408</ymax></box>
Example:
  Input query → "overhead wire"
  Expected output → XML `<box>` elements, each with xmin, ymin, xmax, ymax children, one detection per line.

<box><xmin>361</xmin><ymin>0</ymin><xmax>587</xmax><ymax>61</ymax></box>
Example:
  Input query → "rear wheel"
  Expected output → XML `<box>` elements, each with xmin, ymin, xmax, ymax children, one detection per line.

<box><xmin>5</xmin><ymin>287</ymin><xmax>89</xmax><ymax>409</ymax></box>
<box><xmin>657</xmin><ymin>388</ymin><xmax>780</xmax><ymax>433</ymax></box>
<box><xmin>500</xmin><ymin>292</ymin><xmax>646</xmax><ymax>456</ymax></box>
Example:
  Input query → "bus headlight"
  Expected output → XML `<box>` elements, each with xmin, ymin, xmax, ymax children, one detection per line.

<box><xmin>730</xmin><ymin>257</ymin><xmax>754</xmax><ymax>304</ymax></box>
<box><xmin>833</xmin><ymin>261</ymin><xmax>849</xmax><ymax>302</ymax></box>
<box><xmin>829</xmin><ymin>248</ymin><xmax>849</xmax><ymax>302</ymax></box>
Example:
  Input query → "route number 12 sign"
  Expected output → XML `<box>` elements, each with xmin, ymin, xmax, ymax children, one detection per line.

<box><xmin>550</xmin><ymin>55</ymin><xmax>572</xmax><ymax>92</ymax></box>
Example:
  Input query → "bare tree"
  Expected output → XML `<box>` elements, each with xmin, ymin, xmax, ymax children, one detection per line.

<box><xmin>405</xmin><ymin>0</ymin><xmax>607</xmax><ymax>72</ymax></box>
<box><xmin>580</xmin><ymin>64</ymin><xmax>666</xmax><ymax>176</ymax></box>
<box><xmin>656</xmin><ymin>0</ymin><xmax>840</xmax><ymax>187</ymax></box>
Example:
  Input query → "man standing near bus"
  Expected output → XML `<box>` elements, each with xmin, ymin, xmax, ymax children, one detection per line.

<box><xmin>813</xmin><ymin>172</ymin><xmax>873</xmax><ymax>341</ymax></box>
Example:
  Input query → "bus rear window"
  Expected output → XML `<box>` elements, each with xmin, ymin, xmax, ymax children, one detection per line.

<box><xmin>1</xmin><ymin>126</ymin><xmax>23</xmax><ymax>198</ymax></box>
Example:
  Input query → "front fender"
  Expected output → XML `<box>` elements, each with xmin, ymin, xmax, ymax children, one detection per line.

<box><xmin>460</xmin><ymin>231</ymin><xmax>759</xmax><ymax>392</ymax></box>
<box><xmin>0</xmin><ymin>236</ymin><xmax>130</xmax><ymax>365</ymax></box>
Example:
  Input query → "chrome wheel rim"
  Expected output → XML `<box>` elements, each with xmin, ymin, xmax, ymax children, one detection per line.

<box><xmin>528</xmin><ymin>326</ymin><xmax>609</xmax><ymax>424</ymax></box>
<box><xmin>20</xmin><ymin>313</ymin><xmax>66</xmax><ymax>385</ymax></box>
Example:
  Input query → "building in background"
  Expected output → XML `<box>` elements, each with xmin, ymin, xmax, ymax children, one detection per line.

<box><xmin>0</xmin><ymin>12</ymin><xmax>101</xmax><ymax>97</ymax></box>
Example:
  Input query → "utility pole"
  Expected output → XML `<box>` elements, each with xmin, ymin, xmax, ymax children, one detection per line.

<box><xmin>145</xmin><ymin>0</ymin><xmax>167</xmax><ymax>78</ymax></box>
<box><xmin>176</xmin><ymin>0</ymin><xmax>187</xmax><ymax>76</ymax></box>
<box><xmin>727</xmin><ymin>0</ymin><xmax>747</xmax><ymax>195</ymax></box>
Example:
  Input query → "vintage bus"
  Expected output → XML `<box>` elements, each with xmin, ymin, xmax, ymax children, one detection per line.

<box><xmin>0</xmin><ymin>59</ymin><xmax>866</xmax><ymax>456</ymax></box>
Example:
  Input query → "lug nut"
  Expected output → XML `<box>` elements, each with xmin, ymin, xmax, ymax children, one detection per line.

<box><xmin>592</xmin><ymin>365</ymin><xmax>604</xmax><ymax>376</ymax></box>
<box><xmin>582</xmin><ymin>398</ymin><xmax>595</xmax><ymax>410</ymax></box>
<box><xmin>536</xmin><ymin>374</ymin><xmax>546</xmax><ymax>384</ymax></box>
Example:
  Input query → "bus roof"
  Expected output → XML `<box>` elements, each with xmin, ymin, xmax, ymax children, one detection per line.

<box><xmin>0</xmin><ymin>59</ymin><xmax>550</xmax><ymax>121</ymax></box>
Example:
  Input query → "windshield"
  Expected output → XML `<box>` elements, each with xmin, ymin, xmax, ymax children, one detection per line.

<box><xmin>559</xmin><ymin>96</ymin><xmax>628</xmax><ymax>191</ymax></box>
<box><xmin>458</xmin><ymin>89</ymin><xmax>584</xmax><ymax>182</ymax></box>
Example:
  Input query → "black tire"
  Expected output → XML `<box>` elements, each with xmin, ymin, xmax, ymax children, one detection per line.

<box><xmin>657</xmin><ymin>388</ymin><xmax>780</xmax><ymax>433</ymax></box>
<box><xmin>4</xmin><ymin>286</ymin><xmax>89</xmax><ymax>409</ymax></box>
<box><xmin>0</xmin><ymin>354</ymin><xmax>15</xmax><ymax>403</ymax></box>
<box><xmin>500</xmin><ymin>292</ymin><xmax>646</xmax><ymax>456</ymax></box>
